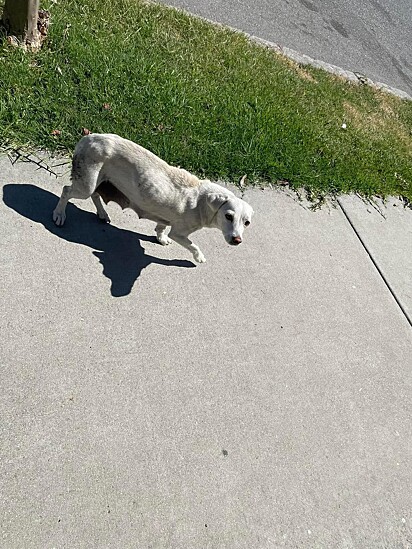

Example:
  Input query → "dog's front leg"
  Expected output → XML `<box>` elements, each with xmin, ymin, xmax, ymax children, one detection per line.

<box><xmin>168</xmin><ymin>228</ymin><xmax>206</xmax><ymax>263</ymax></box>
<box><xmin>155</xmin><ymin>224</ymin><xmax>173</xmax><ymax>246</ymax></box>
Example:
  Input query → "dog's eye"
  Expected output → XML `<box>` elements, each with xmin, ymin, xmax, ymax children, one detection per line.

<box><xmin>225</xmin><ymin>213</ymin><xmax>234</xmax><ymax>221</ymax></box>
<box><xmin>245</xmin><ymin>220</ymin><xmax>250</xmax><ymax>227</ymax></box>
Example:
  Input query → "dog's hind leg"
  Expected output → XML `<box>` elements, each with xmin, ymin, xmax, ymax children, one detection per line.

<box><xmin>53</xmin><ymin>164</ymin><xmax>101</xmax><ymax>226</ymax></box>
<box><xmin>155</xmin><ymin>224</ymin><xmax>172</xmax><ymax>246</ymax></box>
<box><xmin>53</xmin><ymin>185</ymin><xmax>89</xmax><ymax>226</ymax></box>
<box><xmin>91</xmin><ymin>192</ymin><xmax>111</xmax><ymax>223</ymax></box>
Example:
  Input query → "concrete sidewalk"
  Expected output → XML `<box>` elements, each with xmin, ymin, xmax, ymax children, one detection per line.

<box><xmin>1</xmin><ymin>155</ymin><xmax>411</xmax><ymax>548</ymax></box>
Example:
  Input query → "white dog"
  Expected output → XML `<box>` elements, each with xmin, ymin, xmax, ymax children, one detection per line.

<box><xmin>53</xmin><ymin>134</ymin><xmax>254</xmax><ymax>263</ymax></box>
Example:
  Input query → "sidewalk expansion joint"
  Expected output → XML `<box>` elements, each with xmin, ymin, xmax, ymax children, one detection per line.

<box><xmin>337</xmin><ymin>198</ymin><xmax>412</xmax><ymax>329</ymax></box>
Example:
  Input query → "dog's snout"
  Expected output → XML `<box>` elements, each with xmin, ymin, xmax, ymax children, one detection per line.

<box><xmin>231</xmin><ymin>236</ymin><xmax>242</xmax><ymax>245</ymax></box>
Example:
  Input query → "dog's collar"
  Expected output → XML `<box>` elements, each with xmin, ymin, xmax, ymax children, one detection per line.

<box><xmin>211</xmin><ymin>200</ymin><xmax>228</xmax><ymax>223</ymax></box>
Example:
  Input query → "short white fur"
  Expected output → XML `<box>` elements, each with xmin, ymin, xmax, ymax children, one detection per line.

<box><xmin>53</xmin><ymin>133</ymin><xmax>254</xmax><ymax>263</ymax></box>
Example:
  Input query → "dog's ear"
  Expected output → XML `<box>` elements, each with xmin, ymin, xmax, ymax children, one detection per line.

<box><xmin>206</xmin><ymin>193</ymin><xmax>229</xmax><ymax>213</ymax></box>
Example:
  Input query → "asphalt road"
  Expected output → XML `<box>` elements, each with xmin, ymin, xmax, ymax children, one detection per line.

<box><xmin>156</xmin><ymin>0</ymin><xmax>412</xmax><ymax>96</ymax></box>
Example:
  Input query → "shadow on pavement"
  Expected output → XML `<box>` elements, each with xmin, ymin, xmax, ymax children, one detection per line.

<box><xmin>3</xmin><ymin>184</ymin><xmax>195</xmax><ymax>297</ymax></box>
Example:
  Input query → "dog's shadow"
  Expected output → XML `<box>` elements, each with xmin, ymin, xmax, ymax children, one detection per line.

<box><xmin>3</xmin><ymin>184</ymin><xmax>194</xmax><ymax>297</ymax></box>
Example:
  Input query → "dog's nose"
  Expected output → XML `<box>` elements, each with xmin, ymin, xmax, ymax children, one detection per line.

<box><xmin>231</xmin><ymin>236</ymin><xmax>242</xmax><ymax>245</ymax></box>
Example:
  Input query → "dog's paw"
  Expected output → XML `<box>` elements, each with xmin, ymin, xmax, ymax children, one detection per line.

<box><xmin>157</xmin><ymin>235</ymin><xmax>173</xmax><ymax>246</ymax></box>
<box><xmin>193</xmin><ymin>250</ymin><xmax>206</xmax><ymax>263</ymax></box>
<box><xmin>53</xmin><ymin>209</ymin><xmax>66</xmax><ymax>226</ymax></box>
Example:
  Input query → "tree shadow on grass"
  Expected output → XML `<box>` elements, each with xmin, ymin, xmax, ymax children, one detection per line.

<box><xmin>3</xmin><ymin>184</ymin><xmax>195</xmax><ymax>297</ymax></box>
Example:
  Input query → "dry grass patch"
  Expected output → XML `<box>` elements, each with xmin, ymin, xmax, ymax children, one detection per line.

<box><xmin>343</xmin><ymin>99</ymin><xmax>412</xmax><ymax>153</ymax></box>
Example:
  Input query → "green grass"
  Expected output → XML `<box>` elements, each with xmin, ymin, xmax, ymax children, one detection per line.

<box><xmin>1</xmin><ymin>0</ymin><xmax>412</xmax><ymax>201</ymax></box>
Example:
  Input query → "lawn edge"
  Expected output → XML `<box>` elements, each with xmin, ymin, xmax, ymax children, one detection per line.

<box><xmin>2</xmin><ymin>147</ymin><xmax>411</xmax><ymax>210</ymax></box>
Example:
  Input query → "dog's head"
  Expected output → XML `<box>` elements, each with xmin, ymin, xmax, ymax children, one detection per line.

<box><xmin>207</xmin><ymin>193</ymin><xmax>254</xmax><ymax>246</ymax></box>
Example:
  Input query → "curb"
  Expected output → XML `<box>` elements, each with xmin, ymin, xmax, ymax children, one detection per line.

<box><xmin>249</xmin><ymin>36</ymin><xmax>412</xmax><ymax>101</ymax></box>
<box><xmin>165</xmin><ymin>3</ymin><xmax>412</xmax><ymax>102</ymax></box>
